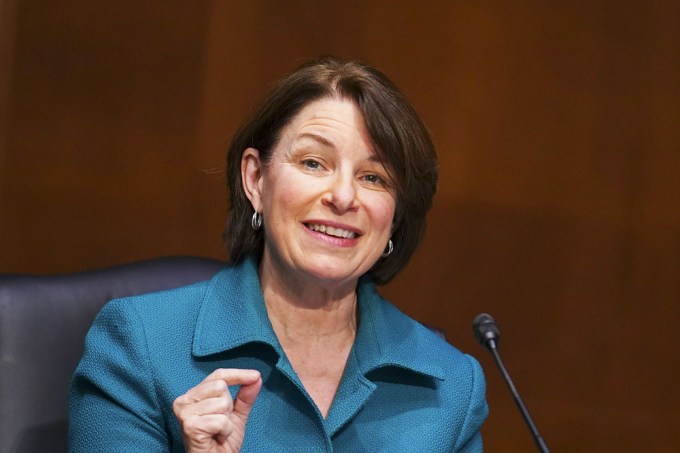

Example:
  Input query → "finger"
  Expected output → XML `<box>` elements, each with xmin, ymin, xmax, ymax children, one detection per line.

<box><xmin>182</xmin><ymin>413</ymin><xmax>235</xmax><ymax>440</ymax></box>
<box><xmin>173</xmin><ymin>369</ymin><xmax>260</xmax><ymax>418</ymax></box>
<box><xmin>232</xmin><ymin>375</ymin><xmax>263</xmax><ymax>423</ymax></box>
<box><xmin>215</xmin><ymin>416</ymin><xmax>238</xmax><ymax>445</ymax></box>
<box><xmin>174</xmin><ymin>379</ymin><xmax>230</xmax><ymax>409</ymax></box>
<box><xmin>203</xmin><ymin>368</ymin><xmax>261</xmax><ymax>386</ymax></box>
<box><xmin>180</xmin><ymin>396</ymin><xmax>233</xmax><ymax>417</ymax></box>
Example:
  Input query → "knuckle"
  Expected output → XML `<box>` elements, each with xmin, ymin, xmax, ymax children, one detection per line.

<box><xmin>222</xmin><ymin>396</ymin><xmax>234</xmax><ymax>412</ymax></box>
<box><xmin>214</xmin><ymin>398</ymin><xmax>230</xmax><ymax>413</ymax></box>
<box><xmin>181</xmin><ymin>416</ymin><xmax>201</xmax><ymax>435</ymax></box>
<box><xmin>209</xmin><ymin>367</ymin><xmax>230</xmax><ymax>379</ymax></box>
<box><xmin>172</xmin><ymin>396</ymin><xmax>185</xmax><ymax>414</ymax></box>
<box><xmin>213</xmin><ymin>379</ymin><xmax>229</xmax><ymax>393</ymax></box>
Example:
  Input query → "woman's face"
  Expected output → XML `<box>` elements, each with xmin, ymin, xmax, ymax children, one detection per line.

<box><xmin>242</xmin><ymin>97</ymin><xmax>396</xmax><ymax>289</ymax></box>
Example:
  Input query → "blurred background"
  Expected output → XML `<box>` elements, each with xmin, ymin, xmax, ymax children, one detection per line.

<box><xmin>1</xmin><ymin>1</ymin><xmax>678</xmax><ymax>451</ymax></box>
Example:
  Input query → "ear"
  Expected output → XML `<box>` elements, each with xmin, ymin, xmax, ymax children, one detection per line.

<box><xmin>241</xmin><ymin>147</ymin><xmax>264</xmax><ymax>211</ymax></box>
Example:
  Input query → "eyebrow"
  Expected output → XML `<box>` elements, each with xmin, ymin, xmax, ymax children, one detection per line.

<box><xmin>295</xmin><ymin>132</ymin><xmax>335</xmax><ymax>148</ymax></box>
<box><xmin>295</xmin><ymin>132</ymin><xmax>382</xmax><ymax>162</ymax></box>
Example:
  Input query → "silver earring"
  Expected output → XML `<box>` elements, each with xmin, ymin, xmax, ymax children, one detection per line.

<box><xmin>251</xmin><ymin>211</ymin><xmax>263</xmax><ymax>230</ymax></box>
<box><xmin>381</xmin><ymin>239</ymin><xmax>393</xmax><ymax>258</ymax></box>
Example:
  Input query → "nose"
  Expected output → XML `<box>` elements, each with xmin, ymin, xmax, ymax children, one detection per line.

<box><xmin>322</xmin><ymin>172</ymin><xmax>358</xmax><ymax>213</ymax></box>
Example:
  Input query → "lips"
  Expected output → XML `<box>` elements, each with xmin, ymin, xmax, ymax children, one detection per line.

<box><xmin>304</xmin><ymin>223</ymin><xmax>358</xmax><ymax>239</ymax></box>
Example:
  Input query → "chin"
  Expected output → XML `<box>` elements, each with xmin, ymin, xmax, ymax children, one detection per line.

<box><xmin>298</xmin><ymin>255</ymin><xmax>367</xmax><ymax>285</ymax></box>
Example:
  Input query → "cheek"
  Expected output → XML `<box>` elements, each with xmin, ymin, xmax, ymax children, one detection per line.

<box><xmin>366</xmin><ymin>194</ymin><xmax>396</xmax><ymax>232</ymax></box>
<box><xmin>263</xmin><ymin>173</ymin><xmax>317</xmax><ymax>212</ymax></box>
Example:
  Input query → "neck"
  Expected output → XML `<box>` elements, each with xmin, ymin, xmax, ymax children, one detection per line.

<box><xmin>258</xmin><ymin>255</ymin><xmax>358</xmax><ymax>342</ymax></box>
<box><xmin>257</xmin><ymin>253</ymin><xmax>360</xmax><ymax>419</ymax></box>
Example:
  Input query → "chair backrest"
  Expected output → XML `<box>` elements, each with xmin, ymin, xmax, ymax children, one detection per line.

<box><xmin>0</xmin><ymin>256</ymin><xmax>225</xmax><ymax>453</ymax></box>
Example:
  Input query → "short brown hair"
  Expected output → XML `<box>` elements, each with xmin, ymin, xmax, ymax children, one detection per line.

<box><xmin>224</xmin><ymin>56</ymin><xmax>438</xmax><ymax>285</ymax></box>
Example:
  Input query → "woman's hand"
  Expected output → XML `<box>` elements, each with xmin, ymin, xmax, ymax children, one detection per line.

<box><xmin>173</xmin><ymin>368</ymin><xmax>263</xmax><ymax>453</ymax></box>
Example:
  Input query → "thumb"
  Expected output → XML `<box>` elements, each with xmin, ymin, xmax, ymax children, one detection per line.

<box><xmin>232</xmin><ymin>374</ymin><xmax>262</xmax><ymax>423</ymax></box>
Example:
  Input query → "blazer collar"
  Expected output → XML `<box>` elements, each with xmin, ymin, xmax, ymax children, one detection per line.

<box><xmin>192</xmin><ymin>256</ymin><xmax>280</xmax><ymax>358</ymax></box>
<box><xmin>192</xmin><ymin>256</ymin><xmax>444</xmax><ymax>381</ymax></box>
<box><xmin>354</xmin><ymin>277</ymin><xmax>445</xmax><ymax>380</ymax></box>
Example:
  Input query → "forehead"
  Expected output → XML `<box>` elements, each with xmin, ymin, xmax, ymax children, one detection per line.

<box><xmin>274</xmin><ymin>97</ymin><xmax>391</xmax><ymax>167</ymax></box>
<box><xmin>282</xmin><ymin>98</ymin><xmax>372</xmax><ymax>145</ymax></box>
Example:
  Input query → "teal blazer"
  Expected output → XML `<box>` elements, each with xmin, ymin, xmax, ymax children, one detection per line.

<box><xmin>69</xmin><ymin>256</ymin><xmax>487</xmax><ymax>452</ymax></box>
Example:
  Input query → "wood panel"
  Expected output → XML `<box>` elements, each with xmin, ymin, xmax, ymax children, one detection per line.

<box><xmin>1</xmin><ymin>1</ymin><xmax>678</xmax><ymax>451</ymax></box>
<box><xmin>0</xmin><ymin>1</ymin><xmax>215</xmax><ymax>272</ymax></box>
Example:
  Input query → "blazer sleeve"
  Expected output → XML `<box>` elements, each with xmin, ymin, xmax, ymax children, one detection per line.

<box><xmin>68</xmin><ymin>298</ymin><xmax>171</xmax><ymax>452</ymax></box>
<box><xmin>453</xmin><ymin>354</ymin><xmax>488</xmax><ymax>452</ymax></box>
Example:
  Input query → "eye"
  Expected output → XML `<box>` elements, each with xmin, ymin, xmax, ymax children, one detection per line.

<box><xmin>362</xmin><ymin>173</ymin><xmax>387</xmax><ymax>186</ymax></box>
<box><xmin>301</xmin><ymin>159</ymin><xmax>322</xmax><ymax>170</ymax></box>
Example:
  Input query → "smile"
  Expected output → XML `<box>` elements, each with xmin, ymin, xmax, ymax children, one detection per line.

<box><xmin>305</xmin><ymin>223</ymin><xmax>357</xmax><ymax>239</ymax></box>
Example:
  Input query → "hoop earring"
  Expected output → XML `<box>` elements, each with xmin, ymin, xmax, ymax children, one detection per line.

<box><xmin>381</xmin><ymin>239</ymin><xmax>393</xmax><ymax>258</ymax></box>
<box><xmin>251</xmin><ymin>211</ymin><xmax>263</xmax><ymax>230</ymax></box>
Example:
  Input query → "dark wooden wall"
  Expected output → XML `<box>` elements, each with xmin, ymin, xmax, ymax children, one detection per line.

<box><xmin>1</xmin><ymin>1</ymin><xmax>678</xmax><ymax>451</ymax></box>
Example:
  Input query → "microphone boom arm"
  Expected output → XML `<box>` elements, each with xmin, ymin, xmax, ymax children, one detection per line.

<box><xmin>473</xmin><ymin>313</ymin><xmax>550</xmax><ymax>453</ymax></box>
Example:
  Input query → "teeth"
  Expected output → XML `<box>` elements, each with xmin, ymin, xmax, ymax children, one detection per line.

<box><xmin>307</xmin><ymin>223</ymin><xmax>355</xmax><ymax>239</ymax></box>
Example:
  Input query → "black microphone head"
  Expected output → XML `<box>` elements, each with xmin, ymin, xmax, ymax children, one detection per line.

<box><xmin>472</xmin><ymin>313</ymin><xmax>500</xmax><ymax>350</ymax></box>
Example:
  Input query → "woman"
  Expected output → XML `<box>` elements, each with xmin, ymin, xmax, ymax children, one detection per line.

<box><xmin>69</xmin><ymin>57</ymin><xmax>488</xmax><ymax>452</ymax></box>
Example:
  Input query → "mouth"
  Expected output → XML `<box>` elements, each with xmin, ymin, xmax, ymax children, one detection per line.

<box><xmin>304</xmin><ymin>223</ymin><xmax>359</xmax><ymax>239</ymax></box>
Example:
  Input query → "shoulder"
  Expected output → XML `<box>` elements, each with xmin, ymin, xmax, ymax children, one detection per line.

<box><xmin>358</xmin><ymin>291</ymin><xmax>488</xmax><ymax>448</ymax></box>
<box><xmin>369</xmin><ymin>291</ymin><xmax>478</xmax><ymax>375</ymax></box>
<box><xmin>97</xmin><ymin>261</ymin><xmax>243</xmax><ymax>325</ymax></box>
<box><xmin>102</xmin><ymin>278</ymin><xmax>212</xmax><ymax>321</ymax></box>
<box><xmin>81</xmin><ymin>278</ymin><xmax>212</xmax><ymax>364</ymax></box>
<box><xmin>358</xmin><ymin>281</ymin><xmax>486</xmax><ymax>396</ymax></box>
<box><xmin>85</xmin><ymin>281</ymin><xmax>208</xmax><ymax>354</ymax></box>
<box><xmin>378</xmin><ymin>299</ymin><xmax>488</xmax><ymax>448</ymax></box>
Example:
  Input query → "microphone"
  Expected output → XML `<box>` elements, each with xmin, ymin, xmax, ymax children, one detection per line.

<box><xmin>472</xmin><ymin>313</ymin><xmax>550</xmax><ymax>453</ymax></box>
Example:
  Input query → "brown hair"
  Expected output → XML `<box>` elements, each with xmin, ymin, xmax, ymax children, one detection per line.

<box><xmin>224</xmin><ymin>56</ymin><xmax>438</xmax><ymax>285</ymax></box>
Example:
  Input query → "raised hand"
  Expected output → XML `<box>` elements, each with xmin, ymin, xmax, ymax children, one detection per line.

<box><xmin>173</xmin><ymin>368</ymin><xmax>263</xmax><ymax>453</ymax></box>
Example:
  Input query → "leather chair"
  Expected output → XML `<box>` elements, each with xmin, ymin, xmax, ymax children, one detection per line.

<box><xmin>0</xmin><ymin>256</ymin><xmax>225</xmax><ymax>453</ymax></box>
